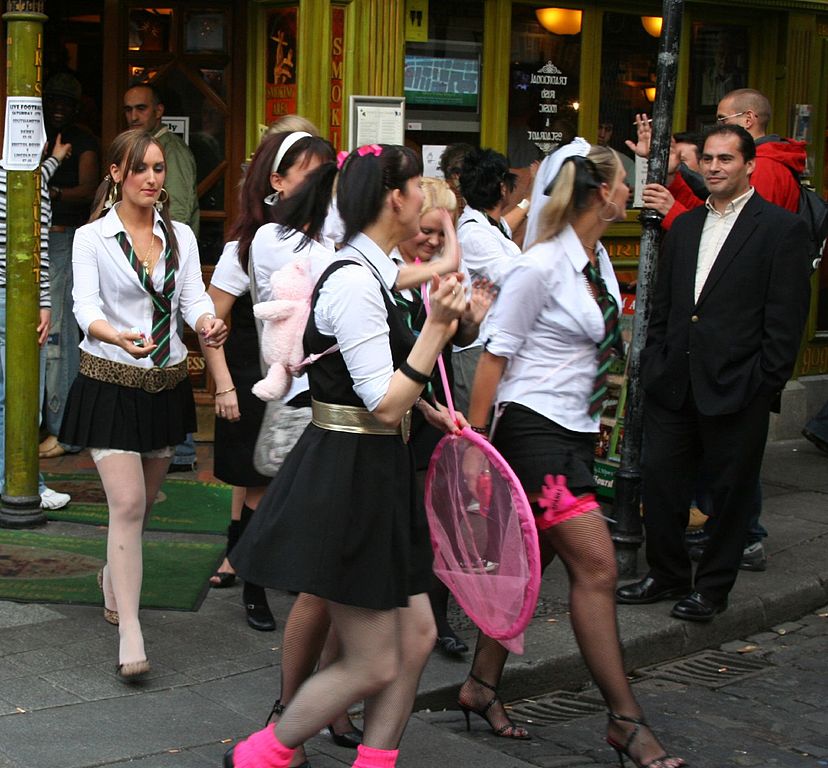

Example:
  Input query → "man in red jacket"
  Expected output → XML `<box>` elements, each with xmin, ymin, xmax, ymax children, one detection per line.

<box><xmin>630</xmin><ymin>88</ymin><xmax>808</xmax><ymax>574</ymax></box>
<box><xmin>636</xmin><ymin>88</ymin><xmax>806</xmax><ymax>226</ymax></box>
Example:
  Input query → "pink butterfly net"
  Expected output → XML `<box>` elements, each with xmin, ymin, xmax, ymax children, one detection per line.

<box><xmin>422</xmin><ymin>290</ymin><xmax>541</xmax><ymax>655</ymax></box>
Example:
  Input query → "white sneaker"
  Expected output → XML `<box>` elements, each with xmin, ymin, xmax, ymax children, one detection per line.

<box><xmin>40</xmin><ymin>487</ymin><xmax>71</xmax><ymax>510</ymax></box>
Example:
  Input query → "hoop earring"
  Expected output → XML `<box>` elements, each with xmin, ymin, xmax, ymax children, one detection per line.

<box><xmin>599</xmin><ymin>200</ymin><xmax>619</xmax><ymax>222</ymax></box>
<box><xmin>264</xmin><ymin>190</ymin><xmax>280</xmax><ymax>206</ymax></box>
<box><xmin>154</xmin><ymin>187</ymin><xmax>169</xmax><ymax>212</ymax></box>
<box><xmin>104</xmin><ymin>180</ymin><xmax>118</xmax><ymax>209</ymax></box>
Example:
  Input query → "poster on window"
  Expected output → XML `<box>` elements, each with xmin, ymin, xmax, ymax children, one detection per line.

<box><xmin>265</xmin><ymin>6</ymin><xmax>298</xmax><ymax>124</ymax></box>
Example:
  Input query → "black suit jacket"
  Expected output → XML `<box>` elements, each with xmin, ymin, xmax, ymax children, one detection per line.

<box><xmin>641</xmin><ymin>191</ymin><xmax>811</xmax><ymax>416</ymax></box>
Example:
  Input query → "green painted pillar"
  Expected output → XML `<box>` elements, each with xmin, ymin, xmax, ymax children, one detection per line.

<box><xmin>1</xmin><ymin>0</ymin><xmax>48</xmax><ymax>528</ymax></box>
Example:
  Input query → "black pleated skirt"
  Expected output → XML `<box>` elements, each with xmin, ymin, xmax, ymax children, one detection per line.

<box><xmin>59</xmin><ymin>373</ymin><xmax>197</xmax><ymax>452</ymax></box>
<box><xmin>212</xmin><ymin>318</ymin><xmax>271</xmax><ymax>488</ymax></box>
<box><xmin>230</xmin><ymin>423</ymin><xmax>433</xmax><ymax>610</ymax></box>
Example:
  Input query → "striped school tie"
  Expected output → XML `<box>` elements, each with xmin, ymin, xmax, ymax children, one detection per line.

<box><xmin>116</xmin><ymin>227</ymin><xmax>175</xmax><ymax>367</ymax></box>
<box><xmin>583</xmin><ymin>260</ymin><xmax>620</xmax><ymax>419</ymax></box>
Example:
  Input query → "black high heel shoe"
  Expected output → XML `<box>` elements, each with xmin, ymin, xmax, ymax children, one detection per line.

<box><xmin>435</xmin><ymin>634</ymin><xmax>469</xmax><ymax>658</ymax></box>
<box><xmin>606</xmin><ymin>712</ymin><xmax>687</xmax><ymax>768</ymax></box>
<box><xmin>327</xmin><ymin>720</ymin><xmax>363</xmax><ymax>749</ymax></box>
<box><xmin>458</xmin><ymin>673</ymin><xmax>530</xmax><ymax>739</ymax></box>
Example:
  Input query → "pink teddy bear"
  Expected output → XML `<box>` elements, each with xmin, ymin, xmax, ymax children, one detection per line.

<box><xmin>251</xmin><ymin>259</ymin><xmax>313</xmax><ymax>401</ymax></box>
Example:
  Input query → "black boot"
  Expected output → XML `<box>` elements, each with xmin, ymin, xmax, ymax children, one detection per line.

<box><xmin>239</xmin><ymin>505</ymin><xmax>276</xmax><ymax>631</ymax></box>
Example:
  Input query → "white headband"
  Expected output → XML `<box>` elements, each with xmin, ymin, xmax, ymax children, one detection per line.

<box><xmin>524</xmin><ymin>137</ymin><xmax>591</xmax><ymax>249</ymax></box>
<box><xmin>271</xmin><ymin>131</ymin><xmax>312</xmax><ymax>175</ymax></box>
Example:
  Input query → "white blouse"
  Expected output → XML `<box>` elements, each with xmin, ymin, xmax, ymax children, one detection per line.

<box><xmin>483</xmin><ymin>225</ymin><xmax>622</xmax><ymax>434</ymax></box>
<box><xmin>455</xmin><ymin>205</ymin><xmax>522</xmax><ymax>351</ymax></box>
<box><xmin>314</xmin><ymin>232</ymin><xmax>402</xmax><ymax>412</ymax></box>
<box><xmin>72</xmin><ymin>205</ymin><xmax>214</xmax><ymax>367</ymax></box>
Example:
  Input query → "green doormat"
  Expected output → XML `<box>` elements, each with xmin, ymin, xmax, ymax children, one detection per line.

<box><xmin>41</xmin><ymin>473</ymin><xmax>232</xmax><ymax>534</ymax></box>
<box><xmin>0</xmin><ymin>529</ymin><xmax>224</xmax><ymax>611</ymax></box>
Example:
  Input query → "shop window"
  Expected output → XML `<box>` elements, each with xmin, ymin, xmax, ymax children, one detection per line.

<box><xmin>599</xmin><ymin>12</ymin><xmax>660</xmax><ymax>200</ymax></box>
<box><xmin>508</xmin><ymin>5</ymin><xmax>581</xmax><ymax>166</ymax></box>
<box><xmin>686</xmin><ymin>22</ymin><xmax>749</xmax><ymax>132</ymax></box>
<box><xmin>128</xmin><ymin>8</ymin><xmax>173</xmax><ymax>52</ymax></box>
<box><xmin>184</xmin><ymin>11</ymin><xmax>225</xmax><ymax>54</ymax></box>
<box><xmin>403</xmin><ymin>0</ymin><xmax>483</xmax><ymax>157</ymax></box>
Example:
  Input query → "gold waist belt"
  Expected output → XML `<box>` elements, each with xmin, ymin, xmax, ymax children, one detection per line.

<box><xmin>311</xmin><ymin>399</ymin><xmax>411</xmax><ymax>443</ymax></box>
<box><xmin>80</xmin><ymin>351</ymin><xmax>189</xmax><ymax>394</ymax></box>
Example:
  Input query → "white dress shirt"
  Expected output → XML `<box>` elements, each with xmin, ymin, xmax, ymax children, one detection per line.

<box><xmin>314</xmin><ymin>232</ymin><xmax>402</xmax><ymax>411</ymax></box>
<box><xmin>483</xmin><ymin>225</ymin><xmax>621</xmax><ymax>434</ymax></box>
<box><xmin>72</xmin><ymin>205</ymin><xmax>214</xmax><ymax>367</ymax></box>
<box><xmin>455</xmin><ymin>205</ymin><xmax>522</xmax><ymax>351</ymax></box>
<box><xmin>694</xmin><ymin>187</ymin><xmax>755</xmax><ymax>302</ymax></box>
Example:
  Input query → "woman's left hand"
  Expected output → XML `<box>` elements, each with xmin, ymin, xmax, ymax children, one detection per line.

<box><xmin>465</xmin><ymin>278</ymin><xmax>498</xmax><ymax>327</ymax></box>
<box><xmin>215</xmin><ymin>389</ymin><xmax>240</xmax><ymax>421</ymax></box>
<box><xmin>418</xmin><ymin>398</ymin><xmax>466</xmax><ymax>434</ymax></box>
<box><xmin>199</xmin><ymin>314</ymin><xmax>228</xmax><ymax>347</ymax></box>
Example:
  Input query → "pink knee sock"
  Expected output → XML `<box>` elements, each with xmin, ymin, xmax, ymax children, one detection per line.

<box><xmin>352</xmin><ymin>744</ymin><xmax>400</xmax><ymax>768</ymax></box>
<box><xmin>231</xmin><ymin>726</ymin><xmax>294</xmax><ymax>768</ymax></box>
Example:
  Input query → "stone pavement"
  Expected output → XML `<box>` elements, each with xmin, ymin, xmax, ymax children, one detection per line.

<box><xmin>0</xmin><ymin>436</ymin><xmax>826</xmax><ymax>767</ymax></box>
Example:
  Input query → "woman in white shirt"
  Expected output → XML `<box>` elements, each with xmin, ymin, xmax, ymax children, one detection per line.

<box><xmin>453</xmin><ymin>148</ymin><xmax>522</xmax><ymax>415</ymax></box>
<box><xmin>225</xmin><ymin>145</ymin><xmax>466</xmax><ymax>768</ymax></box>
<box><xmin>60</xmin><ymin>129</ymin><xmax>226</xmax><ymax>681</ymax></box>
<box><xmin>458</xmin><ymin>142</ymin><xmax>685</xmax><ymax>768</ymax></box>
<box><xmin>204</xmin><ymin>131</ymin><xmax>337</xmax><ymax>639</ymax></box>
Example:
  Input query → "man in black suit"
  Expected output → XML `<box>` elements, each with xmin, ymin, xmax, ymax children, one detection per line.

<box><xmin>616</xmin><ymin>125</ymin><xmax>812</xmax><ymax>621</ymax></box>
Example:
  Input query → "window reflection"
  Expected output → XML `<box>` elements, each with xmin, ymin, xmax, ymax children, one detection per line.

<box><xmin>688</xmin><ymin>23</ymin><xmax>749</xmax><ymax>131</ymax></box>
<box><xmin>599</xmin><ymin>12</ymin><xmax>660</xmax><ymax>201</ymax></box>
<box><xmin>509</xmin><ymin>5</ymin><xmax>581</xmax><ymax>164</ymax></box>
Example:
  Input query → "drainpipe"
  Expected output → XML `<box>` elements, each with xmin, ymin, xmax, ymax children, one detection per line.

<box><xmin>1</xmin><ymin>0</ymin><xmax>48</xmax><ymax>528</ymax></box>
<box><xmin>612</xmin><ymin>0</ymin><xmax>683</xmax><ymax>575</ymax></box>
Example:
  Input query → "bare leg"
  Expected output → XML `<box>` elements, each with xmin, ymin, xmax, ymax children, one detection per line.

<box><xmin>544</xmin><ymin>512</ymin><xmax>683</xmax><ymax>767</ymax></box>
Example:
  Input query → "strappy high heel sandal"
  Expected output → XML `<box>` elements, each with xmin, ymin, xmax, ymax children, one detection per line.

<box><xmin>97</xmin><ymin>567</ymin><xmax>119</xmax><ymax>626</ymax></box>
<box><xmin>606</xmin><ymin>712</ymin><xmax>687</xmax><ymax>768</ymax></box>
<box><xmin>458</xmin><ymin>673</ymin><xmax>530</xmax><ymax>740</ymax></box>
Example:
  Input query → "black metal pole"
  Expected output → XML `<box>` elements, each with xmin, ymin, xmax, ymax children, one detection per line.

<box><xmin>612</xmin><ymin>0</ymin><xmax>684</xmax><ymax>576</ymax></box>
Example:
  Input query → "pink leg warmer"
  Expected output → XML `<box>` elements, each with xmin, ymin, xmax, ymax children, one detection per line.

<box><xmin>352</xmin><ymin>744</ymin><xmax>400</xmax><ymax>768</ymax></box>
<box><xmin>230</xmin><ymin>726</ymin><xmax>295</xmax><ymax>768</ymax></box>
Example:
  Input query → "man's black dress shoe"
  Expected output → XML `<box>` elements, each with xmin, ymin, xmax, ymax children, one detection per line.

<box><xmin>671</xmin><ymin>591</ymin><xmax>726</xmax><ymax>622</ymax></box>
<box><xmin>615</xmin><ymin>576</ymin><xmax>691</xmax><ymax>605</ymax></box>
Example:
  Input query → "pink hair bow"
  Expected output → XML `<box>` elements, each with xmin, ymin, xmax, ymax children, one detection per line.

<box><xmin>357</xmin><ymin>143</ymin><xmax>382</xmax><ymax>158</ymax></box>
<box><xmin>336</xmin><ymin>150</ymin><xmax>350</xmax><ymax>170</ymax></box>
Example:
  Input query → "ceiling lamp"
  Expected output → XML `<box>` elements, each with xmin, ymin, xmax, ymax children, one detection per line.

<box><xmin>535</xmin><ymin>8</ymin><xmax>583</xmax><ymax>35</ymax></box>
<box><xmin>641</xmin><ymin>16</ymin><xmax>663</xmax><ymax>37</ymax></box>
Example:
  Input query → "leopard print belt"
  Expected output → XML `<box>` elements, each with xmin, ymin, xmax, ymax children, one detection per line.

<box><xmin>79</xmin><ymin>351</ymin><xmax>188</xmax><ymax>394</ymax></box>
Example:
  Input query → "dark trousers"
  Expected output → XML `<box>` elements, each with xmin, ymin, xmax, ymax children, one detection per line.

<box><xmin>642</xmin><ymin>390</ymin><xmax>770</xmax><ymax>604</ymax></box>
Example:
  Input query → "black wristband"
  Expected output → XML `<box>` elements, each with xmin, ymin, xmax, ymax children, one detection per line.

<box><xmin>470</xmin><ymin>425</ymin><xmax>489</xmax><ymax>435</ymax></box>
<box><xmin>399</xmin><ymin>360</ymin><xmax>431</xmax><ymax>385</ymax></box>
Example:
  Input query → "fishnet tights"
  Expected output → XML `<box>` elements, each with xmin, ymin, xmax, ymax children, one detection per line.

<box><xmin>464</xmin><ymin>509</ymin><xmax>676</xmax><ymax>766</ymax></box>
<box><xmin>273</xmin><ymin>594</ymin><xmax>434</xmax><ymax>751</ymax></box>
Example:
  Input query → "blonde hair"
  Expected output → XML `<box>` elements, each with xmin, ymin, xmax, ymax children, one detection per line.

<box><xmin>420</xmin><ymin>177</ymin><xmax>457</xmax><ymax>216</ymax></box>
<box><xmin>266</xmin><ymin>114</ymin><xmax>320</xmax><ymax>137</ymax></box>
<box><xmin>536</xmin><ymin>145</ymin><xmax>621</xmax><ymax>243</ymax></box>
